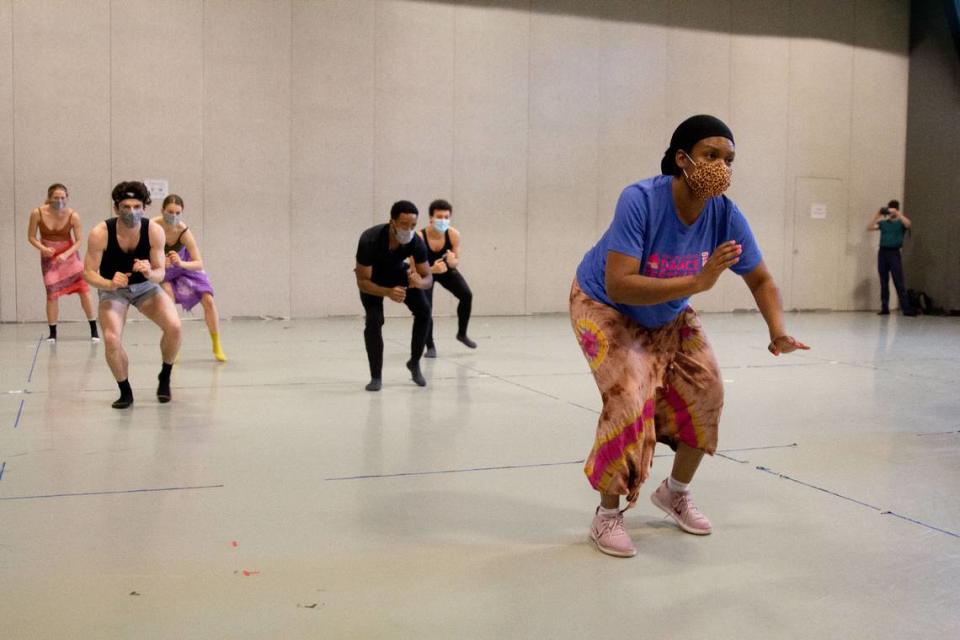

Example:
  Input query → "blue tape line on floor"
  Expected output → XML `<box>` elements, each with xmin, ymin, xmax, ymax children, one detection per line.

<box><xmin>27</xmin><ymin>335</ymin><xmax>43</xmax><ymax>384</ymax></box>
<box><xmin>717</xmin><ymin>453</ymin><xmax>748</xmax><ymax>463</ymax></box>
<box><xmin>756</xmin><ymin>466</ymin><xmax>958</xmax><ymax>538</ymax></box>
<box><xmin>13</xmin><ymin>399</ymin><xmax>24</xmax><ymax>429</ymax></box>
<box><xmin>0</xmin><ymin>461</ymin><xmax>5</xmax><ymax>481</ymax></box>
<box><xmin>0</xmin><ymin>483</ymin><xmax>224</xmax><ymax>501</ymax></box>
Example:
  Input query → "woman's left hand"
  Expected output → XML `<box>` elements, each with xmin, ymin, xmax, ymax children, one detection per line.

<box><xmin>768</xmin><ymin>335</ymin><xmax>810</xmax><ymax>356</ymax></box>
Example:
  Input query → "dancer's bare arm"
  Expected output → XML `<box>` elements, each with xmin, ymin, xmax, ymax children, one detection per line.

<box><xmin>169</xmin><ymin>229</ymin><xmax>205</xmax><ymax>271</ymax></box>
<box><xmin>605</xmin><ymin>242</ymin><xmax>741</xmax><ymax>305</ymax></box>
<box><xmin>741</xmin><ymin>261</ymin><xmax>809</xmax><ymax>356</ymax></box>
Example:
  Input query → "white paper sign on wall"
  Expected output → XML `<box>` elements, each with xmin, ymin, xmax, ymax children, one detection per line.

<box><xmin>144</xmin><ymin>179</ymin><xmax>169</xmax><ymax>202</ymax></box>
<box><xmin>810</xmin><ymin>203</ymin><xmax>827</xmax><ymax>219</ymax></box>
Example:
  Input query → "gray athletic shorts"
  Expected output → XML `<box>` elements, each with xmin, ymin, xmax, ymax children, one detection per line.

<box><xmin>98</xmin><ymin>280</ymin><xmax>161</xmax><ymax>308</ymax></box>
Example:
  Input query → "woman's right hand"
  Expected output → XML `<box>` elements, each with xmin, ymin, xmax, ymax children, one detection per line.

<box><xmin>696</xmin><ymin>241</ymin><xmax>741</xmax><ymax>292</ymax></box>
<box><xmin>40</xmin><ymin>246</ymin><xmax>55</xmax><ymax>259</ymax></box>
<box><xmin>432</xmin><ymin>260</ymin><xmax>448</xmax><ymax>275</ymax></box>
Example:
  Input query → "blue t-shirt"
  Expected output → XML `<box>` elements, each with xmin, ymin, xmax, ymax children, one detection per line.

<box><xmin>576</xmin><ymin>175</ymin><xmax>762</xmax><ymax>329</ymax></box>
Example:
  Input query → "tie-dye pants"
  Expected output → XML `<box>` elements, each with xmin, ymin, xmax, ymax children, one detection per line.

<box><xmin>569</xmin><ymin>279</ymin><xmax>723</xmax><ymax>506</ymax></box>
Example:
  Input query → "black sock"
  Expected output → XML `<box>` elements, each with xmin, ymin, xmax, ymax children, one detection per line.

<box><xmin>157</xmin><ymin>363</ymin><xmax>173</xmax><ymax>403</ymax></box>
<box><xmin>113</xmin><ymin>379</ymin><xmax>133</xmax><ymax>409</ymax></box>
<box><xmin>48</xmin><ymin>325</ymin><xmax>57</xmax><ymax>340</ymax></box>
<box><xmin>89</xmin><ymin>320</ymin><xmax>99</xmax><ymax>338</ymax></box>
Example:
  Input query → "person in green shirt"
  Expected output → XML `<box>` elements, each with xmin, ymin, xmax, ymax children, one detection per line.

<box><xmin>867</xmin><ymin>200</ymin><xmax>916</xmax><ymax>316</ymax></box>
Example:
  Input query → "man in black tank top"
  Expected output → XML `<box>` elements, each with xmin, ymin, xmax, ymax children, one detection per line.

<box><xmin>355</xmin><ymin>200</ymin><xmax>434</xmax><ymax>391</ymax></box>
<box><xmin>83</xmin><ymin>181</ymin><xmax>182</xmax><ymax>409</ymax></box>
<box><xmin>420</xmin><ymin>199</ymin><xmax>476</xmax><ymax>357</ymax></box>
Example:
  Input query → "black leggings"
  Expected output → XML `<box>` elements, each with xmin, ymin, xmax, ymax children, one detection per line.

<box><xmin>878</xmin><ymin>248</ymin><xmax>911</xmax><ymax>312</ymax></box>
<box><xmin>425</xmin><ymin>269</ymin><xmax>473</xmax><ymax>348</ymax></box>
<box><xmin>360</xmin><ymin>288</ymin><xmax>431</xmax><ymax>379</ymax></box>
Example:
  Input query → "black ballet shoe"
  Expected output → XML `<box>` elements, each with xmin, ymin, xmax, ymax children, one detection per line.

<box><xmin>112</xmin><ymin>396</ymin><xmax>133</xmax><ymax>409</ymax></box>
<box><xmin>157</xmin><ymin>375</ymin><xmax>172</xmax><ymax>403</ymax></box>
<box><xmin>425</xmin><ymin>346</ymin><xmax>437</xmax><ymax>358</ymax></box>
<box><xmin>406</xmin><ymin>360</ymin><xmax>427</xmax><ymax>387</ymax></box>
<box><xmin>456</xmin><ymin>334</ymin><xmax>477</xmax><ymax>349</ymax></box>
<box><xmin>365</xmin><ymin>378</ymin><xmax>382</xmax><ymax>392</ymax></box>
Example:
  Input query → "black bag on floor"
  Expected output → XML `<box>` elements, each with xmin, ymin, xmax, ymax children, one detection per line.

<box><xmin>907</xmin><ymin>289</ymin><xmax>942</xmax><ymax>315</ymax></box>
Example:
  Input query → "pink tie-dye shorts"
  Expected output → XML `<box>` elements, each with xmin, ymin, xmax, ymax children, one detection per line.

<box><xmin>569</xmin><ymin>279</ymin><xmax>723</xmax><ymax>506</ymax></box>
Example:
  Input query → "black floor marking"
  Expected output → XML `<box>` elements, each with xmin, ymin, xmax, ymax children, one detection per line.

<box><xmin>756</xmin><ymin>466</ymin><xmax>958</xmax><ymax>538</ymax></box>
<box><xmin>0</xmin><ymin>483</ymin><xmax>225</xmax><ymax>502</ymax></box>
<box><xmin>325</xmin><ymin>444</ymin><xmax>800</xmax><ymax>481</ymax></box>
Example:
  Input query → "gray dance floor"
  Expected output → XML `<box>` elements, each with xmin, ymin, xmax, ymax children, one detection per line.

<box><xmin>1</xmin><ymin>311</ymin><xmax>958</xmax><ymax>638</ymax></box>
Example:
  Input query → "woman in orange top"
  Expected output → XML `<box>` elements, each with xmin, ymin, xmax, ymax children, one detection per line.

<box><xmin>26</xmin><ymin>183</ymin><xmax>98</xmax><ymax>342</ymax></box>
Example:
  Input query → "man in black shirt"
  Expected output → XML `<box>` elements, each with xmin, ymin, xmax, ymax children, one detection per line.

<box><xmin>355</xmin><ymin>201</ymin><xmax>434</xmax><ymax>391</ymax></box>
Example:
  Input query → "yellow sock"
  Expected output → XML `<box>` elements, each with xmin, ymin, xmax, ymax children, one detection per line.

<box><xmin>211</xmin><ymin>332</ymin><xmax>227</xmax><ymax>362</ymax></box>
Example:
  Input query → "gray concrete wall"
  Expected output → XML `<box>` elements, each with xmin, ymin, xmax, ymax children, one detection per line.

<box><xmin>1</xmin><ymin>0</ymin><xmax>911</xmax><ymax>321</ymax></box>
<box><xmin>903</xmin><ymin>0</ymin><xmax>960</xmax><ymax>312</ymax></box>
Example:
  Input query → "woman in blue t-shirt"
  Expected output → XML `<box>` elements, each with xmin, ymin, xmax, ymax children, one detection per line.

<box><xmin>570</xmin><ymin>115</ymin><xmax>809</xmax><ymax>558</ymax></box>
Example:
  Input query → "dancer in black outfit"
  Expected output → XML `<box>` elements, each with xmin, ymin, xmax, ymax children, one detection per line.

<box><xmin>420</xmin><ymin>199</ymin><xmax>476</xmax><ymax>358</ymax></box>
<box><xmin>355</xmin><ymin>201</ymin><xmax>434</xmax><ymax>391</ymax></box>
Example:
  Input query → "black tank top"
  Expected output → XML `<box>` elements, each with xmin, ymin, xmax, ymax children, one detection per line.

<box><xmin>165</xmin><ymin>228</ymin><xmax>189</xmax><ymax>253</ymax></box>
<box><xmin>100</xmin><ymin>218</ymin><xmax>152</xmax><ymax>284</ymax></box>
<box><xmin>420</xmin><ymin>229</ymin><xmax>453</xmax><ymax>266</ymax></box>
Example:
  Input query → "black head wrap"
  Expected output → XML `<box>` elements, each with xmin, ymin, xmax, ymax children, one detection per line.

<box><xmin>660</xmin><ymin>115</ymin><xmax>735</xmax><ymax>176</ymax></box>
<box><xmin>111</xmin><ymin>180</ymin><xmax>151</xmax><ymax>206</ymax></box>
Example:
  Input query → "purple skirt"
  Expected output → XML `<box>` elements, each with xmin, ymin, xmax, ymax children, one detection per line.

<box><xmin>164</xmin><ymin>247</ymin><xmax>215</xmax><ymax>311</ymax></box>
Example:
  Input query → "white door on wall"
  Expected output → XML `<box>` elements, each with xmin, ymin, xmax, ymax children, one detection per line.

<box><xmin>791</xmin><ymin>177</ymin><xmax>846</xmax><ymax>310</ymax></box>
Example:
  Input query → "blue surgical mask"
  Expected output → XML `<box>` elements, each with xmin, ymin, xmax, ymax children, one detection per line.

<box><xmin>119</xmin><ymin>208</ymin><xmax>143</xmax><ymax>228</ymax></box>
<box><xmin>433</xmin><ymin>219</ymin><xmax>450</xmax><ymax>233</ymax></box>
<box><xmin>163</xmin><ymin>212</ymin><xmax>181</xmax><ymax>226</ymax></box>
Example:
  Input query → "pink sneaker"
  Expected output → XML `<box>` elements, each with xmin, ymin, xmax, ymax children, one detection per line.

<box><xmin>589</xmin><ymin>508</ymin><xmax>637</xmax><ymax>557</ymax></box>
<box><xmin>650</xmin><ymin>479</ymin><xmax>712</xmax><ymax>535</ymax></box>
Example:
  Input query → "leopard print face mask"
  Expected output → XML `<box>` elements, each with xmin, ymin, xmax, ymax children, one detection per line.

<box><xmin>681</xmin><ymin>151</ymin><xmax>731</xmax><ymax>199</ymax></box>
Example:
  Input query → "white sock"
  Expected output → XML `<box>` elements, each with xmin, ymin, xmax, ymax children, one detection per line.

<box><xmin>597</xmin><ymin>506</ymin><xmax>620</xmax><ymax>518</ymax></box>
<box><xmin>667</xmin><ymin>476</ymin><xmax>690</xmax><ymax>493</ymax></box>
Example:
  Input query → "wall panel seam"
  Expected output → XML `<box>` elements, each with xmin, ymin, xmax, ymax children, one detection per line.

<box><xmin>523</xmin><ymin>1</ymin><xmax>531</xmax><ymax>315</ymax></box>
<box><xmin>288</xmin><ymin>0</ymin><xmax>293</xmax><ymax>318</ymax></box>
<box><xmin>201</xmin><ymin>0</ymin><xmax>206</xmax><ymax>269</ymax></box>
<box><xmin>726</xmin><ymin>0</ymin><xmax>733</xmax><ymax>311</ymax></box>
<box><xmin>847</xmin><ymin>0</ymin><xmax>857</xmax><ymax>268</ymax></box>
<box><xmin>9</xmin><ymin>0</ymin><xmax>17</xmax><ymax>321</ymax></box>
<box><xmin>372</xmin><ymin>0</ymin><xmax>378</xmax><ymax>226</ymax></box>
<box><xmin>593</xmin><ymin>10</ymin><xmax>600</xmax><ymax>277</ymax></box>
<box><xmin>451</xmin><ymin>1</ymin><xmax>456</xmax><ymax>205</ymax></box>
<box><xmin>109</xmin><ymin>0</ymin><xmax>113</xmax><ymax>187</ymax></box>
<box><xmin>783</xmin><ymin>0</ymin><xmax>794</xmax><ymax>309</ymax></box>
